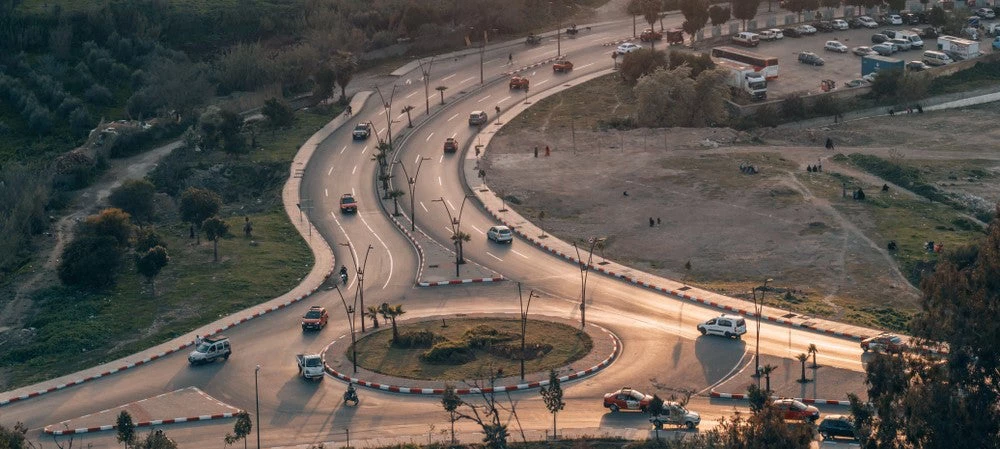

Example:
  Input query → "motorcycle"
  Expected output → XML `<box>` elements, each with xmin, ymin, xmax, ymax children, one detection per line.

<box><xmin>343</xmin><ymin>384</ymin><xmax>359</xmax><ymax>405</ymax></box>
<box><xmin>340</xmin><ymin>272</ymin><xmax>348</xmax><ymax>285</ymax></box>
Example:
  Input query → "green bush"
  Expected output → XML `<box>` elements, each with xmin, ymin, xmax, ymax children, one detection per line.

<box><xmin>464</xmin><ymin>325</ymin><xmax>518</xmax><ymax>348</ymax></box>
<box><xmin>487</xmin><ymin>341</ymin><xmax>553</xmax><ymax>361</ymax></box>
<box><xmin>847</xmin><ymin>154</ymin><xmax>956</xmax><ymax>206</ymax></box>
<box><xmin>596</xmin><ymin>116</ymin><xmax>637</xmax><ymax>131</ymax></box>
<box><xmin>421</xmin><ymin>340</ymin><xmax>475</xmax><ymax>365</ymax></box>
<box><xmin>392</xmin><ymin>330</ymin><xmax>436</xmax><ymax>348</ymax></box>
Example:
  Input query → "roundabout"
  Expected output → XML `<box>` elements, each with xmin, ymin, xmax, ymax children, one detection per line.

<box><xmin>322</xmin><ymin>314</ymin><xmax>622</xmax><ymax>394</ymax></box>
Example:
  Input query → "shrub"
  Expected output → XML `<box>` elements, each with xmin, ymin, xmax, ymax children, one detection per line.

<box><xmin>392</xmin><ymin>330</ymin><xmax>436</xmax><ymax>348</ymax></box>
<box><xmin>597</xmin><ymin>116</ymin><xmax>637</xmax><ymax>131</ymax></box>
<box><xmin>421</xmin><ymin>340</ymin><xmax>475</xmax><ymax>364</ymax></box>
<box><xmin>487</xmin><ymin>342</ymin><xmax>553</xmax><ymax>361</ymax></box>
<box><xmin>780</xmin><ymin>95</ymin><xmax>806</xmax><ymax>120</ymax></box>
<box><xmin>464</xmin><ymin>325</ymin><xmax>518</xmax><ymax>348</ymax></box>
<box><xmin>57</xmin><ymin>235</ymin><xmax>123</xmax><ymax>290</ymax></box>
<box><xmin>84</xmin><ymin>84</ymin><xmax>114</xmax><ymax>105</ymax></box>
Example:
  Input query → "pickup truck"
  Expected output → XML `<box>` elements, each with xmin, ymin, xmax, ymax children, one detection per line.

<box><xmin>296</xmin><ymin>354</ymin><xmax>324</xmax><ymax>380</ymax></box>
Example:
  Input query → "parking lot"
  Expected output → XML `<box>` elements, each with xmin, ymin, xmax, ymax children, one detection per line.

<box><xmin>725</xmin><ymin>21</ymin><xmax>997</xmax><ymax>97</ymax></box>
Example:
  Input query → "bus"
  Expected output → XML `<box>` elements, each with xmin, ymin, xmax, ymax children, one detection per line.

<box><xmin>710</xmin><ymin>46</ymin><xmax>779</xmax><ymax>80</ymax></box>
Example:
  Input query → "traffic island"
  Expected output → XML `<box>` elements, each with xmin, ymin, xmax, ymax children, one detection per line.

<box><xmin>322</xmin><ymin>313</ymin><xmax>620</xmax><ymax>394</ymax></box>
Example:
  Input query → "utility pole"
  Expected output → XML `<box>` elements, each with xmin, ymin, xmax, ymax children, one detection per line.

<box><xmin>395</xmin><ymin>156</ymin><xmax>431</xmax><ymax>232</ymax></box>
<box><xmin>417</xmin><ymin>56</ymin><xmax>435</xmax><ymax>116</ymax></box>
<box><xmin>340</xmin><ymin>242</ymin><xmax>375</xmax><ymax>332</ymax></box>
<box><xmin>573</xmin><ymin>237</ymin><xmax>605</xmax><ymax>330</ymax></box>
<box><xmin>433</xmin><ymin>195</ymin><xmax>472</xmax><ymax>277</ymax></box>
<box><xmin>372</xmin><ymin>84</ymin><xmax>398</xmax><ymax>149</ymax></box>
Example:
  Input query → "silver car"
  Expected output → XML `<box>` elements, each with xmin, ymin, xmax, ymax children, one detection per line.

<box><xmin>487</xmin><ymin>225</ymin><xmax>513</xmax><ymax>243</ymax></box>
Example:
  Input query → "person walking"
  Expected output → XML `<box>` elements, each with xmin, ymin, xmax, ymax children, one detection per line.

<box><xmin>544</xmin><ymin>145</ymin><xmax>550</xmax><ymax>156</ymax></box>
<box><xmin>534</xmin><ymin>146</ymin><xmax>538</xmax><ymax>157</ymax></box>
<box><xmin>508</xmin><ymin>53</ymin><xmax>513</xmax><ymax>65</ymax></box>
<box><xmin>825</xmin><ymin>137</ymin><xmax>834</xmax><ymax>151</ymax></box>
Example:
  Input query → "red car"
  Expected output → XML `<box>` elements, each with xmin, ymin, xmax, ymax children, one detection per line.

<box><xmin>603</xmin><ymin>387</ymin><xmax>653</xmax><ymax>413</ymax></box>
<box><xmin>861</xmin><ymin>333</ymin><xmax>906</xmax><ymax>353</ymax></box>
<box><xmin>773</xmin><ymin>399</ymin><xmax>820</xmax><ymax>422</ymax></box>
<box><xmin>443</xmin><ymin>137</ymin><xmax>458</xmax><ymax>153</ymax></box>
<box><xmin>301</xmin><ymin>306</ymin><xmax>328</xmax><ymax>331</ymax></box>
<box><xmin>552</xmin><ymin>59</ymin><xmax>574</xmax><ymax>73</ymax></box>
<box><xmin>640</xmin><ymin>28</ymin><xmax>663</xmax><ymax>41</ymax></box>
<box><xmin>509</xmin><ymin>76</ymin><xmax>530</xmax><ymax>89</ymax></box>
<box><xmin>340</xmin><ymin>194</ymin><xmax>357</xmax><ymax>214</ymax></box>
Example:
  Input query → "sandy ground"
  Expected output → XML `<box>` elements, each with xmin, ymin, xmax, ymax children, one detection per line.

<box><xmin>484</xmin><ymin>103</ymin><xmax>1000</xmax><ymax>326</ymax></box>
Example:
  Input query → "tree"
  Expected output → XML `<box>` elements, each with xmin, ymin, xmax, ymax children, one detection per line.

<box><xmin>709</xmin><ymin>4</ymin><xmax>731</xmax><ymax>26</ymax></box>
<box><xmin>732</xmin><ymin>0</ymin><xmax>761</xmax><ymax>30</ymax></box>
<box><xmin>820</xmin><ymin>0</ymin><xmax>841</xmax><ymax>13</ymax></box>
<box><xmin>761</xmin><ymin>364</ymin><xmax>777</xmax><ymax>393</ymax></box>
<box><xmin>180</xmin><ymin>187</ymin><xmax>222</xmax><ymax>245</ymax></box>
<box><xmin>647</xmin><ymin>393</ymin><xmax>665</xmax><ymax>440</ymax></box>
<box><xmin>401</xmin><ymin>105</ymin><xmax>414</xmax><ymax>128</ymax></box>
<box><xmin>202</xmin><ymin>216</ymin><xmax>230</xmax><ymax>262</ymax></box>
<box><xmin>718</xmin><ymin>387</ymin><xmax>813</xmax><ymax>448</ymax></box>
<box><xmin>332</xmin><ymin>51</ymin><xmax>358</xmax><ymax>104</ymax></box>
<box><xmin>224</xmin><ymin>411</ymin><xmax>252</xmax><ymax>449</ymax></box>
<box><xmin>446</xmin><ymin>367</ymin><xmax>514</xmax><ymax>449</ymax></box>
<box><xmin>312</xmin><ymin>64</ymin><xmax>335</xmax><ymax>105</ymax></box>
<box><xmin>679</xmin><ymin>0</ymin><xmax>710</xmax><ymax>41</ymax></box>
<box><xmin>83</xmin><ymin>208</ymin><xmax>135</xmax><ymax>247</ymax></box>
<box><xmin>262</xmin><ymin>97</ymin><xmax>295</xmax><ymax>131</ymax></box>
<box><xmin>135</xmin><ymin>227</ymin><xmax>165</xmax><ymax>253</ymax></box>
<box><xmin>0</xmin><ymin>422</ymin><xmax>28</xmax><ymax>449</ymax></box>
<box><xmin>137</xmin><ymin>245</ymin><xmax>169</xmax><ymax>296</ymax></box>
<box><xmin>116</xmin><ymin>411</ymin><xmax>136</xmax><ymax>448</ymax></box>
<box><xmin>784</xmin><ymin>0</ymin><xmax>806</xmax><ymax>21</ymax></box>
<box><xmin>886</xmin><ymin>0</ymin><xmax>905</xmax><ymax>12</ymax></box>
<box><xmin>642</xmin><ymin>0</ymin><xmax>662</xmax><ymax>48</ymax></box>
<box><xmin>796</xmin><ymin>353</ymin><xmax>810</xmax><ymax>383</ymax></box>
<box><xmin>539</xmin><ymin>370</ymin><xmax>565</xmax><ymax>440</ymax></box>
<box><xmin>436</xmin><ymin>85</ymin><xmax>448</xmax><ymax>104</ymax></box>
<box><xmin>109</xmin><ymin>179</ymin><xmax>156</xmax><ymax>225</ymax></box>
<box><xmin>441</xmin><ymin>384</ymin><xmax>462</xmax><ymax>445</ymax></box>
<box><xmin>387</xmin><ymin>189</ymin><xmax>405</xmax><ymax>216</ymax></box>
<box><xmin>137</xmin><ymin>429</ymin><xmax>178</xmax><ymax>449</ymax></box>
<box><xmin>58</xmin><ymin>235</ymin><xmax>123</xmax><ymax>289</ymax></box>
<box><xmin>928</xmin><ymin>5</ymin><xmax>947</xmax><ymax>27</ymax></box>
<box><xmin>807</xmin><ymin>343</ymin><xmax>818</xmax><ymax>368</ymax></box>
<box><xmin>364</xmin><ymin>305</ymin><xmax>381</xmax><ymax>329</ymax></box>
<box><xmin>619</xmin><ymin>48</ymin><xmax>668</xmax><ymax>84</ymax></box>
<box><xmin>452</xmin><ymin>230</ymin><xmax>471</xmax><ymax>264</ymax></box>
<box><xmin>380</xmin><ymin>303</ymin><xmax>406</xmax><ymax>341</ymax></box>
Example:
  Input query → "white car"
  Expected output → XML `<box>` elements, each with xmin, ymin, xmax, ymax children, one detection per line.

<box><xmin>486</xmin><ymin>225</ymin><xmax>513</xmax><ymax>243</ymax></box>
<box><xmin>977</xmin><ymin>8</ymin><xmax>996</xmax><ymax>19</ymax></box>
<box><xmin>852</xmin><ymin>46</ymin><xmax>878</xmax><ymax>56</ymax></box>
<box><xmin>697</xmin><ymin>314</ymin><xmax>747</xmax><ymax>339</ymax></box>
<box><xmin>888</xmin><ymin>14</ymin><xmax>903</xmax><ymax>25</ymax></box>
<box><xmin>824</xmin><ymin>40</ymin><xmax>849</xmax><ymax>53</ymax></box>
<box><xmin>831</xmin><ymin>19</ymin><xmax>849</xmax><ymax>30</ymax></box>
<box><xmin>858</xmin><ymin>16</ymin><xmax>879</xmax><ymax>28</ymax></box>
<box><xmin>795</xmin><ymin>24</ymin><xmax>817</xmax><ymax>35</ymax></box>
<box><xmin>760</xmin><ymin>28</ymin><xmax>784</xmax><ymax>40</ymax></box>
<box><xmin>615</xmin><ymin>42</ymin><xmax>641</xmax><ymax>55</ymax></box>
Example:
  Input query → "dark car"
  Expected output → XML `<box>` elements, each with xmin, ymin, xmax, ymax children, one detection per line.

<box><xmin>871</xmin><ymin>33</ymin><xmax>890</xmax><ymax>44</ymax></box>
<box><xmin>848</xmin><ymin>17</ymin><xmax>865</xmax><ymax>28</ymax></box>
<box><xmin>813</xmin><ymin>21</ymin><xmax>835</xmax><ymax>32</ymax></box>
<box><xmin>902</xmin><ymin>13</ymin><xmax>920</xmax><ymax>25</ymax></box>
<box><xmin>917</xmin><ymin>27</ymin><xmax>938</xmax><ymax>39</ymax></box>
<box><xmin>819</xmin><ymin>415</ymin><xmax>858</xmax><ymax>441</ymax></box>
<box><xmin>880</xmin><ymin>29</ymin><xmax>898</xmax><ymax>39</ymax></box>
<box><xmin>798</xmin><ymin>51</ymin><xmax>825</xmax><ymax>66</ymax></box>
<box><xmin>783</xmin><ymin>27</ymin><xmax>801</xmax><ymax>38</ymax></box>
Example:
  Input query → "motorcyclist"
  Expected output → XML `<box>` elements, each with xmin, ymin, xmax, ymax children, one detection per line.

<box><xmin>344</xmin><ymin>383</ymin><xmax>358</xmax><ymax>403</ymax></box>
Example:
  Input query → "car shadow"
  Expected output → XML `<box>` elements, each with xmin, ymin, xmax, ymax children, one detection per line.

<box><xmin>694</xmin><ymin>336</ymin><xmax>748</xmax><ymax>386</ymax></box>
<box><xmin>269</xmin><ymin>375</ymin><xmax>326</xmax><ymax>426</ymax></box>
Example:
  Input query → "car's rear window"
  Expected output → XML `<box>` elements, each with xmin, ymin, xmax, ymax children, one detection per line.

<box><xmin>736</xmin><ymin>319</ymin><xmax>746</xmax><ymax>327</ymax></box>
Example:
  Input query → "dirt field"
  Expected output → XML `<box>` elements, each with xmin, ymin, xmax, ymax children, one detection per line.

<box><xmin>485</xmin><ymin>86</ymin><xmax>1000</xmax><ymax>331</ymax></box>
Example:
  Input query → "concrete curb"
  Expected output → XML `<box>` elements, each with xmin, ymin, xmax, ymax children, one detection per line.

<box><xmin>44</xmin><ymin>412</ymin><xmax>239</xmax><ymax>435</ymax></box>
<box><xmin>710</xmin><ymin>390</ymin><xmax>851</xmax><ymax>406</ymax></box>
<box><xmin>417</xmin><ymin>277</ymin><xmax>505</xmax><ymax>287</ymax></box>
<box><xmin>324</xmin><ymin>324</ymin><xmax>620</xmax><ymax>395</ymax></box>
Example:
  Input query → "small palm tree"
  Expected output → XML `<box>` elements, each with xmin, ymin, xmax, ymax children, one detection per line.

<box><xmin>380</xmin><ymin>303</ymin><xmax>406</xmax><ymax>341</ymax></box>
<box><xmin>364</xmin><ymin>306</ymin><xmax>380</xmax><ymax>329</ymax></box>
<box><xmin>387</xmin><ymin>190</ymin><xmax>405</xmax><ymax>216</ymax></box>
<box><xmin>761</xmin><ymin>364</ymin><xmax>777</xmax><ymax>394</ymax></box>
<box><xmin>452</xmin><ymin>230</ymin><xmax>471</xmax><ymax>264</ymax></box>
<box><xmin>435</xmin><ymin>85</ymin><xmax>448</xmax><ymax>104</ymax></box>
<box><xmin>807</xmin><ymin>343</ymin><xmax>819</xmax><ymax>368</ymax></box>
<box><xmin>401</xmin><ymin>105</ymin><xmax>414</xmax><ymax>127</ymax></box>
<box><xmin>796</xmin><ymin>353</ymin><xmax>810</xmax><ymax>383</ymax></box>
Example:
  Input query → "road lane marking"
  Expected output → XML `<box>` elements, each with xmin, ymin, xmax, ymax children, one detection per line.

<box><xmin>352</xmin><ymin>165</ymin><xmax>357</xmax><ymax>175</ymax></box>
<box><xmin>328</xmin><ymin>166</ymin><xmax>334</xmax><ymax>176</ymax></box>
<box><xmin>396</xmin><ymin>112</ymin><xmax>406</xmax><ymax>121</ymax></box>
<box><xmin>485</xmin><ymin>58</ymin><xmax>500</xmax><ymax>64</ymax></box>
<box><xmin>361</xmin><ymin>146</ymin><xmax>368</xmax><ymax>156</ymax></box>
<box><xmin>425</xmin><ymin>132</ymin><xmax>434</xmax><ymax>142</ymax></box>
<box><xmin>470</xmin><ymin>225</ymin><xmax>484</xmax><ymax>234</ymax></box>
<box><xmin>358</xmin><ymin>214</ymin><xmax>395</xmax><ymax>289</ymax></box>
<box><xmin>378</xmin><ymin>127</ymin><xmax>386</xmax><ymax>135</ymax></box>
<box><xmin>340</xmin><ymin>145</ymin><xmax>347</xmax><ymax>154</ymax></box>
<box><xmin>535</xmin><ymin>79</ymin><xmax>550</xmax><ymax>86</ymax></box>
<box><xmin>511</xmin><ymin>249</ymin><xmax>529</xmax><ymax>259</ymax></box>
<box><xmin>460</xmin><ymin>76</ymin><xmax>476</xmax><ymax>84</ymax></box>
<box><xmin>414</xmin><ymin>155</ymin><xmax>422</xmax><ymax>164</ymax></box>
<box><xmin>442</xmin><ymin>73</ymin><xmax>456</xmax><ymax>81</ymax></box>
<box><xmin>420</xmin><ymin>201</ymin><xmax>428</xmax><ymax>212</ymax></box>
<box><xmin>499</xmin><ymin>95</ymin><xmax>511</xmax><ymax>103</ymax></box>
<box><xmin>477</xmin><ymin>94</ymin><xmax>492</xmax><ymax>103</ymax></box>
<box><xmin>405</xmin><ymin>91</ymin><xmax>418</xmax><ymax>99</ymax></box>
<box><xmin>439</xmin><ymin>176</ymin><xmax>443</xmax><ymax>186</ymax></box>
<box><xmin>448</xmin><ymin>113</ymin><xmax>460</xmax><ymax>121</ymax></box>
<box><xmin>438</xmin><ymin>154</ymin><xmax>444</xmax><ymax>163</ymax></box>
<box><xmin>451</xmin><ymin>132</ymin><xmax>458</xmax><ymax>138</ymax></box>
<box><xmin>578</xmin><ymin>62</ymin><xmax>595</xmax><ymax>69</ymax></box>
<box><xmin>446</xmin><ymin>199</ymin><xmax>455</xmax><ymax>210</ymax></box>
<box><xmin>485</xmin><ymin>252</ymin><xmax>503</xmax><ymax>261</ymax></box>
<box><xmin>325</xmin><ymin>189</ymin><xmax>328</xmax><ymax>197</ymax></box>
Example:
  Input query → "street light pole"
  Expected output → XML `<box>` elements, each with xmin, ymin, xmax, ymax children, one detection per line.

<box><xmin>333</xmin><ymin>285</ymin><xmax>358</xmax><ymax>373</ymax></box>
<box><xmin>432</xmin><ymin>195</ymin><xmax>472</xmax><ymax>277</ymax></box>
<box><xmin>416</xmin><ymin>57</ymin><xmax>435</xmax><ymax>116</ymax></box>
<box><xmin>517</xmin><ymin>283</ymin><xmax>540</xmax><ymax>381</ymax></box>
<box><xmin>395</xmin><ymin>156</ymin><xmax>431</xmax><ymax>232</ymax></box>
<box><xmin>479</xmin><ymin>30</ymin><xmax>486</xmax><ymax>84</ymax></box>
<box><xmin>572</xmin><ymin>237</ymin><xmax>605</xmax><ymax>330</ymax></box>
<box><xmin>372</xmin><ymin>84</ymin><xmax>398</xmax><ymax>149</ymax></box>
<box><xmin>340</xmin><ymin>242</ymin><xmax>375</xmax><ymax>332</ymax></box>
<box><xmin>752</xmin><ymin>278</ymin><xmax>773</xmax><ymax>388</ymax></box>
<box><xmin>254</xmin><ymin>364</ymin><xmax>261</xmax><ymax>449</ymax></box>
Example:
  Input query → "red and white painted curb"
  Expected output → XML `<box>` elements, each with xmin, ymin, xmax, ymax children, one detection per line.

<box><xmin>482</xmin><ymin>207</ymin><xmax>871</xmax><ymax>342</ymax></box>
<box><xmin>1</xmin><ymin>269</ymin><xmax>333</xmax><ymax>408</ymax></box>
<box><xmin>44</xmin><ymin>412</ymin><xmax>239</xmax><ymax>435</ymax></box>
<box><xmin>503</xmin><ymin>56</ymin><xmax>565</xmax><ymax>76</ymax></box>
<box><xmin>418</xmin><ymin>277</ymin><xmax>505</xmax><ymax>287</ymax></box>
<box><xmin>710</xmin><ymin>390</ymin><xmax>851</xmax><ymax>406</ymax></box>
<box><xmin>326</xmin><ymin>325</ymin><xmax>620</xmax><ymax>395</ymax></box>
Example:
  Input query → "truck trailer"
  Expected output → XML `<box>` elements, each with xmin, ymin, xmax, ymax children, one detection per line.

<box><xmin>937</xmin><ymin>35</ymin><xmax>982</xmax><ymax>60</ymax></box>
<box><xmin>861</xmin><ymin>55</ymin><xmax>904</xmax><ymax>77</ymax></box>
<box><xmin>714</xmin><ymin>59</ymin><xmax>768</xmax><ymax>101</ymax></box>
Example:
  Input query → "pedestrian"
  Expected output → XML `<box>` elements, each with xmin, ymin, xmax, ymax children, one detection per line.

<box><xmin>195</xmin><ymin>335</ymin><xmax>203</xmax><ymax>346</ymax></box>
<box><xmin>623</xmin><ymin>191</ymin><xmax>629</xmax><ymax>197</ymax></box>
<box><xmin>825</xmin><ymin>137</ymin><xmax>834</xmax><ymax>151</ymax></box>
<box><xmin>917</xmin><ymin>104</ymin><xmax>923</xmax><ymax>113</ymax></box>
<box><xmin>889</xmin><ymin>108</ymin><xmax>895</xmax><ymax>116</ymax></box>
<box><xmin>534</xmin><ymin>146</ymin><xmax>538</xmax><ymax>157</ymax></box>
<box><xmin>508</xmin><ymin>53</ymin><xmax>513</xmax><ymax>65</ymax></box>
<box><xmin>495</xmin><ymin>105</ymin><xmax>500</xmax><ymax>116</ymax></box>
<box><xmin>346</xmin><ymin>105</ymin><xmax>352</xmax><ymax>116</ymax></box>
<box><xmin>657</xmin><ymin>217</ymin><xmax>661</xmax><ymax>225</ymax></box>
<box><xmin>189</xmin><ymin>224</ymin><xmax>195</xmax><ymax>239</ymax></box>
<box><xmin>544</xmin><ymin>145</ymin><xmax>550</xmax><ymax>156</ymax></box>
<box><xmin>649</xmin><ymin>217</ymin><xmax>655</xmax><ymax>227</ymax></box>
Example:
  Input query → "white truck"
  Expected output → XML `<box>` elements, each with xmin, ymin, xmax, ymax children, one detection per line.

<box><xmin>715</xmin><ymin>59</ymin><xmax>768</xmax><ymax>101</ymax></box>
<box><xmin>296</xmin><ymin>354</ymin><xmax>324</xmax><ymax>380</ymax></box>
<box><xmin>937</xmin><ymin>35</ymin><xmax>982</xmax><ymax>60</ymax></box>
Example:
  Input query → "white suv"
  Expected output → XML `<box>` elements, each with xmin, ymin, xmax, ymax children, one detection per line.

<box><xmin>615</xmin><ymin>42</ymin><xmax>641</xmax><ymax>55</ymax></box>
<box><xmin>697</xmin><ymin>315</ymin><xmax>747</xmax><ymax>339</ymax></box>
<box><xmin>487</xmin><ymin>225</ymin><xmax>513</xmax><ymax>243</ymax></box>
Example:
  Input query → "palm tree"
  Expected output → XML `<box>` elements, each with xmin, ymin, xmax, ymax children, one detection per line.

<box><xmin>401</xmin><ymin>105</ymin><xmax>414</xmax><ymax>128</ymax></box>
<box><xmin>452</xmin><ymin>230</ymin><xmax>471</xmax><ymax>264</ymax></box>
<box><xmin>435</xmin><ymin>85</ymin><xmax>448</xmax><ymax>104</ymax></box>
<box><xmin>796</xmin><ymin>353</ymin><xmax>810</xmax><ymax>383</ymax></box>
<box><xmin>807</xmin><ymin>343</ymin><xmax>819</xmax><ymax>368</ymax></box>
<box><xmin>761</xmin><ymin>364</ymin><xmax>777</xmax><ymax>394</ymax></box>
<box><xmin>380</xmin><ymin>303</ymin><xmax>406</xmax><ymax>341</ymax></box>
<box><xmin>364</xmin><ymin>306</ymin><xmax>380</xmax><ymax>329</ymax></box>
<box><xmin>387</xmin><ymin>190</ymin><xmax>405</xmax><ymax>216</ymax></box>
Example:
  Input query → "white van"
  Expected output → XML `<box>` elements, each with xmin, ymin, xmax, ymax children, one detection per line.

<box><xmin>732</xmin><ymin>32</ymin><xmax>760</xmax><ymax>47</ymax></box>
<box><xmin>898</xmin><ymin>31</ymin><xmax>924</xmax><ymax>49</ymax></box>
<box><xmin>922</xmin><ymin>50</ymin><xmax>953</xmax><ymax>66</ymax></box>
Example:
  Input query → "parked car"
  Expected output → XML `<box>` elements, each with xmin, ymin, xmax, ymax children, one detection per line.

<box><xmin>880</xmin><ymin>29</ymin><xmax>898</xmax><ymax>39</ymax></box>
<box><xmin>615</xmin><ymin>42</ymin><xmax>642</xmax><ymax>55</ymax></box>
<box><xmin>907</xmin><ymin>60</ymin><xmax>931</xmax><ymax>71</ymax></box>
<box><xmin>603</xmin><ymin>387</ymin><xmax>653</xmax><ymax>413</ymax></box>
<box><xmin>871</xmin><ymin>33</ymin><xmax>889</xmax><ymax>44</ymax></box>
<box><xmin>783</xmin><ymin>27</ymin><xmax>801</xmax><ymax>38</ymax></box>
<box><xmin>977</xmin><ymin>7</ymin><xmax>996</xmax><ymax>18</ymax></box>
<box><xmin>812</xmin><ymin>21</ymin><xmax>834</xmax><ymax>32</ymax></box>
<box><xmin>795</xmin><ymin>24</ymin><xmax>817</xmax><ymax>35</ymax></box>
<box><xmin>916</xmin><ymin>27</ymin><xmax>938</xmax><ymax>39</ymax></box>
<box><xmin>861</xmin><ymin>333</ymin><xmax>906</xmax><ymax>353</ymax></box>
<box><xmin>819</xmin><ymin>415</ymin><xmax>858</xmax><ymax>441</ymax></box>
<box><xmin>640</xmin><ymin>28</ymin><xmax>663</xmax><ymax>41</ymax></box>
<box><xmin>301</xmin><ymin>306</ymin><xmax>329</xmax><ymax>331</ymax></box>
<box><xmin>887</xmin><ymin>14</ymin><xmax>903</xmax><ymax>25</ymax></box>
<box><xmin>650</xmin><ymin>402</ymin><xmax>701</xmax><ymax>430</ymax></box>
<box><xmin>824</xmin><ymin>40</ymin><xmax>849</xmax><ymax>52</ymax></box>
<box><xmin>798</xmin><ymin>51</ymin><xmax>825</xmax><ymax>65</ymax></box>
<box><xmin>848</xmin><ymin>17</ymin><xmax>865</xmax><ymax>28</ymax></box>
<box><xmin>901</xmin><ymin>13</ymin><xmax>920</xmax><ymax>25</ymax></box>
<box><xmin>760</xmin><ymin>28</ymin><xmax>784</xmax><ymax>40</ymax></box>
<box><xmin>889</xmin><ymin>38</ymin><xmax>912</xmax><ymax>50</ymax></box>
<box><xmin>994</xmin><ymin>36</ymin><xmax>1000</xmax><ymax>50</ymax></box>
<box><xmin>773</xmin><ymin>399</ymin><xmax>820</xmax><ymax>422</ymax></box>
<box><xmin>844</xmin><ymin>78</ymin><xmax>868</xmax><ymax>88</ymax></box>
<box><xmin>697</xmin><ymin>314</ymin><xmax>747</xmax><ymax>338</ymax></box>
<box><xmin>352</xmin><ymin>122</ymin><xmax>372</xmax><ymax>140</ymax></box>
<box><xmin>486</xmin><ymin>225</ymin><xmax>513</xmax><ymax>243</ymax></box>
<box><xmin>858</xmin><ymin>16</ymin><xmax>879</xmax><ymax>28</ymax></box>
<box><xmin>832</xmin><ymin>19</ymin><xmax>849</xmax><ymax>30</ymax></box>
<box><xmin>871</xmin><ymin>43</ymin><xmax>895</xmax><ymax>56</ymax></box>
<box><xmin>852</xmin><ymin>45</ymin><xmax>878</xmax><ymax>56</ymax></box>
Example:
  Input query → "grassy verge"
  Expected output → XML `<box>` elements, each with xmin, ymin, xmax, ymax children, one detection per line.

<box><xmin>500</xmin><ymin>73</ymin><xmax>637</xmax><ymax>136</ymax></box>
<box><xmin>0</xmin><ymin>107</ymin><xmax>337</xmax><ymax>390</ymax></box>
<box><xmin>353</xmin><ymin>318</ymin><xmax>593</xmax><ymax>381</ymax></box>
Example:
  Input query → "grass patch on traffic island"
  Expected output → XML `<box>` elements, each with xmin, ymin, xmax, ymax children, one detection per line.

<box><xmin>351</xmin><ymin>318</ymin><xmax>593</xmax><ymax>381</ymax></box>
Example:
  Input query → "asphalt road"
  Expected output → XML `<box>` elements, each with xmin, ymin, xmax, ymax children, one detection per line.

<box><xmin>2</xmin><ymin>11</ymin><xmax>871</xmax><ymax>449</ymax></box>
